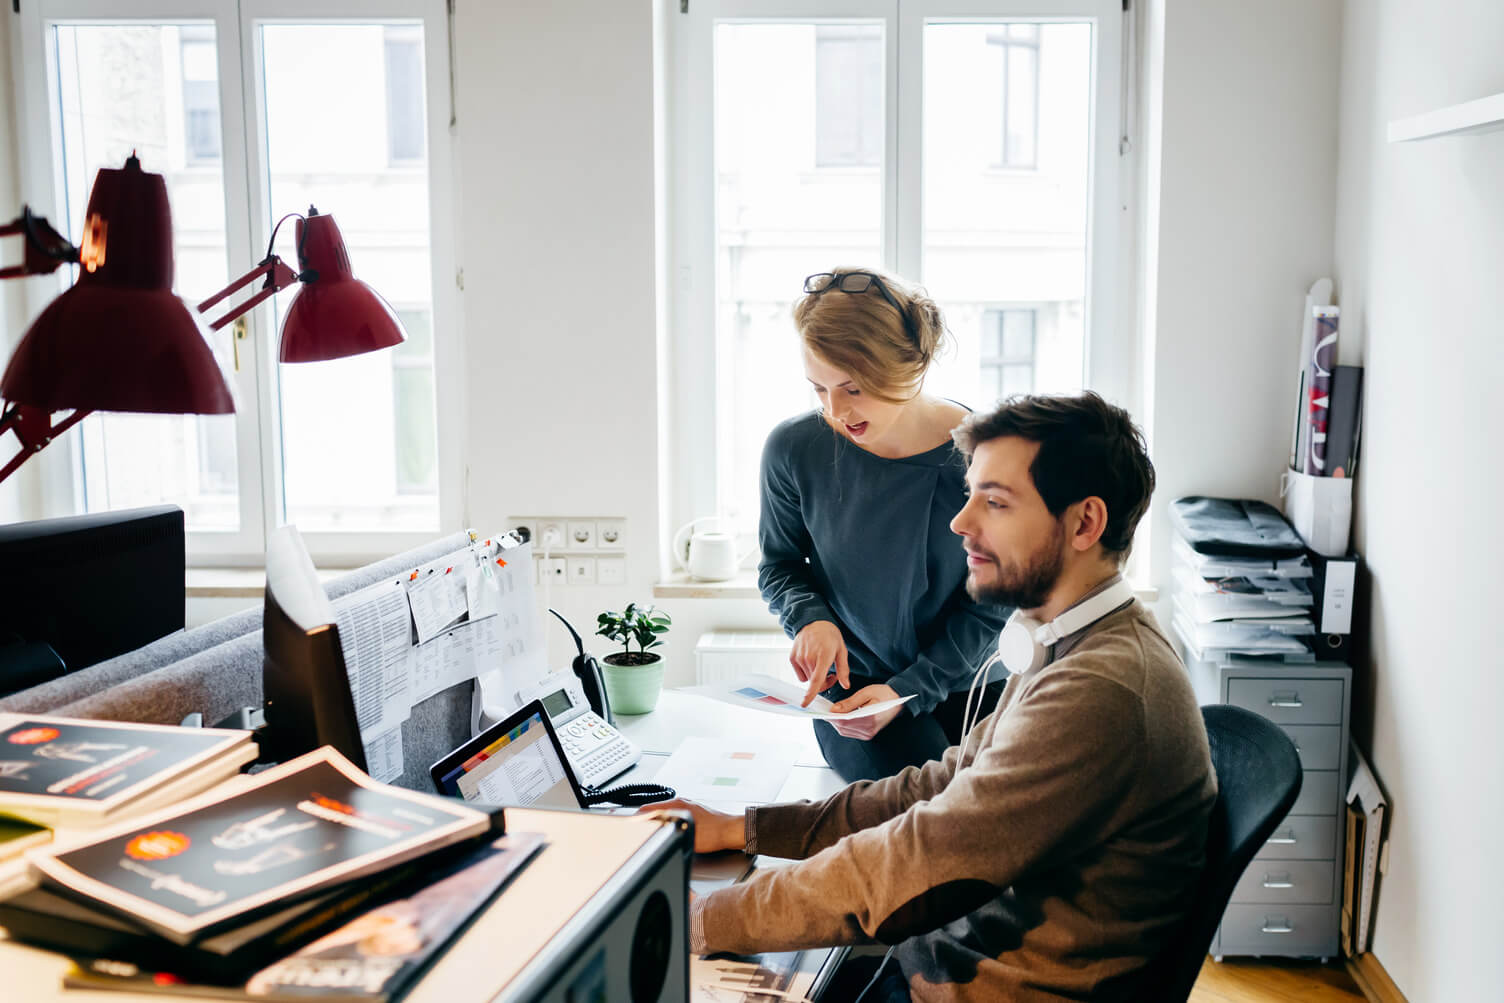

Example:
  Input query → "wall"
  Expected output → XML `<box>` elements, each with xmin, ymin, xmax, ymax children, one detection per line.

<box><xmin>451</xmin><ymin>0</ymin><xmax>701</xmax><ymax>674</ymax></box>
<box><xmin>1333</xmin><ymin>1</ymin><xmax>1504</xmax><ymax>997</ymax></box>
<box><xmin>1138</xmin><ymin>0</ymin><xmax>1342</xmax><ymax>588</ymax></box>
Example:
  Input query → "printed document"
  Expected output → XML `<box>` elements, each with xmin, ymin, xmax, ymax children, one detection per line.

<box><xmin>684</xmin><ymin>674</ymin><xmax>915</xmax><ymax>721</ymax></box>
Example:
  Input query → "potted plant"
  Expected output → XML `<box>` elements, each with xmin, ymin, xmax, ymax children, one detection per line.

<box><xmin>595</xmin><ymin>603</ymin><xmax>672</xmax><ymax>715</ymax></box>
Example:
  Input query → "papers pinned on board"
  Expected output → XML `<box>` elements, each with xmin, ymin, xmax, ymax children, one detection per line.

<box><xmin>683</xmin><ymin>674</ymin><xmax>915</xmax><ymax>721</ymax></box>
<box><xmin>329</xmin><ymin>536</ymin><xmax>549</xmax><ymax>767</ymax></box>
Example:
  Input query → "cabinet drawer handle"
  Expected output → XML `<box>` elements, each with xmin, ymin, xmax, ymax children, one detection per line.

<box><xmin>1268</xmin><ymin>694</ymin><xmax>1303</xmax><ymax>708</ymax></box>
<box><xmin>1261</xmin><ymin>922</ymin><xmax>1296</xmax><ymax>934</ymax></box>
<box><xmin>1267</xmin><ymin>833</ymin><xmax>1298</xmax><ymax>845</ymax></box>
<box><xmin>1262</xmin><ymin>877</ymin><xmax>1296</xmax><ymax>889</ymax></box>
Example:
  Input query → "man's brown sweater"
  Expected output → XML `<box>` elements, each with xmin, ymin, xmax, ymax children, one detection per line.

<box><xmin>695</xmin><ymin>591</ymin><xmax>1217</xmax><ymax>1001</ymax></box>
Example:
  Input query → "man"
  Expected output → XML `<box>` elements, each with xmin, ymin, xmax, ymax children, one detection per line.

<box><xmin>665</xmin><ymin>393</ymin><xmax>1217</xmax><ymax>1001</ymax></box>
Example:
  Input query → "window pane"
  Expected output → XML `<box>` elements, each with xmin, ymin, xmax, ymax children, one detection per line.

<box><xmin>383</xmin><ymin>26</ymin><xmax>426</xmax><ymax>165</ymax></box>
<box><xmin>261</xmin><ymin>23</ymin><xmax>438</xmax><ymax>533</ymax></box>
<box><xmin>52</xmin><ymin>24</ymin><xmax>240</xmax><ymax>532</ymax></box>
<box><xmin>815</xmin><ymin>26</ymin><xmax>882</xmax><ymax>168</ymax></box>
<box><xmin>716</xmin><ymin>22</ymin><xmax>884</xmax><ymax>529</ymax></box>
<box><xmin>922</xmin><ymin>22</ymin><xmax>1091</xmax><ymax>411</ymax></box>
<box><xmin>1005</xmin><ymin>44</ymin><xmax>1037</xmax><ymax>167</ymax></box>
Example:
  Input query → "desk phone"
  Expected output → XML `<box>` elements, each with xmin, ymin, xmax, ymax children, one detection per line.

<box><xmin>518</xmin><ymin>675</ymin><xmax>641</xmax><ymax>788</ymax></box>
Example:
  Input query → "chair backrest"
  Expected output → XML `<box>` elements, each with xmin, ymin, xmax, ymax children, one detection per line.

<box><xmin>1134</xmin><ymin>704</ymin><xmax>1304</xmax><ymax>1001</ymax></box>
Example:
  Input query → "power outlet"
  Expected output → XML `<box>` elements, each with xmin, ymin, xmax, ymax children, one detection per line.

<box><xmin>597</xmin><ymin>518</ymin><xmax>625</xmax><ymax>550</ymax></box>
<box><xmin>538</xmin><ymin>522</ymin><xmax>565</xmax><ymax>552</ymax></box>
<box><xmin>567</xmin><ymin>521</ymin><xmax>597</xmax><ymax>551</ymax></box>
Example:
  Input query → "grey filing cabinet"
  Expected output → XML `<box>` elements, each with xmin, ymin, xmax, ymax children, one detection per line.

<box><xmin>1185</xmin><ymin>656</ymin><xmax>1351</xmax><ymax>961</ymax></box>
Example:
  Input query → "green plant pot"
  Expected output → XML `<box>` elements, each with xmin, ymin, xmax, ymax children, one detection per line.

<box><xmin>601</xmin><ymin>654</ymin><xmax>665</xmax><ymax>715</ymax></box>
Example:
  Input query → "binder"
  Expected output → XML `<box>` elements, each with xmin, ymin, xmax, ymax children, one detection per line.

<box><xmin>1309</xmin><ymin>550</ymin><xmax>1359</xmax><ymax>635</ymax></box>
<box><xmin>1346</xmin><ymin>743</ymin><xmax>1388</xmax><ymax>955</ymax></box>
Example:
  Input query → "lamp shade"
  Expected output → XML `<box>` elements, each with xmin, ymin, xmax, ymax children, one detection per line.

<box><xmin>0</xmin><ymin>156</ymin><xmax>234</xmax><ymax>414</ymax></box>
<box><xmin>278</xmin><ymin>211</ymin><xmax>406</xmax><ymax>363</ymax></box>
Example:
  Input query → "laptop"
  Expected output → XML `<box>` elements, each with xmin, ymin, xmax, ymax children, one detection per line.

<box><xmin>430</xmin><ymin>699</ymin><xmax>591</xmax><ymax>811</ymax></box>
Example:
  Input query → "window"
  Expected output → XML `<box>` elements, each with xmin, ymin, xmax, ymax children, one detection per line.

<box><xmin>672</xmin><ymin>1</ymin><xmax>1123</xmax><ymax>535</ymax></box>
<box><xmin>814</xmin><ymin>26</ymin><xmax>883</xmax><ymax>168</ymax></box>
<box><xmin>383</xmin><ymin>25</ymin><xmax>426</xmax><ymax>166</ymax></box>
<box><xmin>21</xmin><ymin>1</ymin><xmax>456</xmax><ymax>563</ymax></box>
<box><xmin>980</xmin><ymin>307</ymin><xmax>1036</xmax><ymax>401</ymax></box>
<box><xmin>986</xmin><ymin>23</ymin><xmax>1039</xmax><ymax>168</ymax></box>
<box><xmin>180</xmin><ymin>26</ymin><xmax>221</xmax><ymax>164</ymax></box>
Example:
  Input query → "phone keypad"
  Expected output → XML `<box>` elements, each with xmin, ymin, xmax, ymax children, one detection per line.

<box><xmin>561</xmin><ymin>713</ymin><xmax>633</xmax><ymax>785</ymax></box>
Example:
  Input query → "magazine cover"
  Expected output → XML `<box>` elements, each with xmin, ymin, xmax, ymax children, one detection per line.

<box><xmin>27</xmin><ymin>747</ymin><xmax>492</xmax><ymax>943</ymax></box>
<box><xmin>62</xmin><ymin>832</ymin><xmax>547</xmax><ymax>1001</ymax></box>
<box><xmin>0</xmin><ymin>714</ymin><xmax>252</xmax><ymax>822</ymax></box>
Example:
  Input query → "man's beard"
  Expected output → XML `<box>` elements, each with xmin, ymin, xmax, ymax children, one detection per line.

<box><xmin>966</xmin><ymin>519</ymin><xmax>1067</xmax><ymax>610</ymax></box>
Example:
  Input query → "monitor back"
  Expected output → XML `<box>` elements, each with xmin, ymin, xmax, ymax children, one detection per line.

<box><xmin>261</xmin><ymin>586</ymin><xmax>368</xmax><ymax>772</ymax></box>
<box><xmin>0</xmin><ymin>505</ymin><xmax>184</xmax><ymax>683</ymax></box>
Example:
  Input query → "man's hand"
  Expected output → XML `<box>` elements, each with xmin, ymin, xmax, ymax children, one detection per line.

<box><xmin>643</xmin><ymin>799</ymin><xmax>747</xmax><ymax>854</ymax></box>
<box><xmin>828</xmin><ymin>683</ymin><xmax>903</xmax><ymax>740</ymax></box>
<box><xmin>791</xmin><ymin>620</ymin><xmax>850</xmax><ymax>707</ymax></box>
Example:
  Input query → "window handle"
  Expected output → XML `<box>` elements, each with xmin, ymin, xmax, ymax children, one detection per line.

<box><xmin>232</xmin><ymin>316</ymin><xmax>248</xmax><ymax>373</ymax></box>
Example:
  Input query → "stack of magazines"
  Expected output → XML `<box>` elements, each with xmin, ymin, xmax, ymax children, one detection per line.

<box><xmin>1168</xmin><ymin>497</ymin><xmax>1317</xmax><ymax>663</ymax></box>
<box><xmin>0</xmin><ymin>714</ymin><xmax>259</xmax><ymax>878</ymax></box>
<box><xmin>0</xmin><ymin>746</ymin><xmax>543</xmax><ymax>1001</ymax></box>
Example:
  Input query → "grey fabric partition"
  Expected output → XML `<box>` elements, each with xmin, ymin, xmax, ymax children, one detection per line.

<box><xmin>0</xmin><ymin>531</ymin><xmax>476</xmax><ymax>793</ymax></box>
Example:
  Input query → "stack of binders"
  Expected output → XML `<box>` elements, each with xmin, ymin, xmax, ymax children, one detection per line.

<box><xmin>1167</xmin><ymin>497</ymin><xmax>1321</xmax><ymax>664</ymax></box>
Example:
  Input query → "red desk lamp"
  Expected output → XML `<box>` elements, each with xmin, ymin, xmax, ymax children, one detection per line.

<box><xmin>197</xmin><ymin>206</ymin><xmax>406</xmax><ymax>363</ymax></box>
<box><xmin>0</xmin><ymin>154</ymin><xmax>234</xmax><ymax>485</ymax></box>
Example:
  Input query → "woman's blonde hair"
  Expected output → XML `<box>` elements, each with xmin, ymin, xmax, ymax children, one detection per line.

<box><xmin>793</xmin><ymin>267</ymin><xmax>948</xmax><ymax>404</ymax></box>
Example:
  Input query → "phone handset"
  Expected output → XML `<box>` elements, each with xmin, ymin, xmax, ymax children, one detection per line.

<box><xmin>549</xmin><ymin>608</ymin><xmax>612</xmax><ymax>726</ymax></box>
<box><xmin>578</xmin><ymin>781</ymin><xmax>676</xmax><ymax>808</ymax></box>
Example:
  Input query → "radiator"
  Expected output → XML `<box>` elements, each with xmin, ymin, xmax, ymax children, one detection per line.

<box><xmin>693</xmin><ymin>630</ymin><xmax>793</xmax><ymax>686</ymax></box>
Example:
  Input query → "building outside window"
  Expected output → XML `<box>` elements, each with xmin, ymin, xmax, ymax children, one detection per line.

<box><xmin>986</xmin><ymin>23</ymin><xmax>1039</xmax><ymax>169</ymax></box>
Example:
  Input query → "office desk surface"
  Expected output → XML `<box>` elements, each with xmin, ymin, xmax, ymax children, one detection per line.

<box><xmin>1</xmin><ymin>689</ymin><xmax>848</xmax><ymax>1000</ymax></box>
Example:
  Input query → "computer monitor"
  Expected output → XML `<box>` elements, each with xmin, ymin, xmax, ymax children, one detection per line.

<box><xmin>258</xmin><ymin>526</ymin><xmax>368</xmax><ymax>772</ymax></box>
<box><xmin>0</xmin><ymin>505</ymin><xmax>185</xmax><ymax>696</ymax></box>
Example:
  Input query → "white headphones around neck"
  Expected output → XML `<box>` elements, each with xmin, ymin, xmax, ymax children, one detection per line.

<box><xmin>997</xmin><ymin>579</ymin><xmax>1137</xmax><ymax>675</ymax></box>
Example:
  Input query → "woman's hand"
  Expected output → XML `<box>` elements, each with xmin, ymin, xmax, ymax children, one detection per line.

<box><xmin>642</xmin><ymin>798</ymin><xmax>747</xmax><ymax>854</ymax></box>
<box><xmin>791</xmin><ymin>620</ymin><xmax>850</xmax><ymax>706</ymax></box>
<box><xmin>828</xmin><ymin>683</ymin><xmax>903</xmax><ymax>740</ymax></box>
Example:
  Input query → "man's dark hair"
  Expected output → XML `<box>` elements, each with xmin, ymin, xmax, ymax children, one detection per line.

<box><xmin>952</xmin><ymin>392</ymin><xmax>1156</xmax><ymax>559</ymax></box>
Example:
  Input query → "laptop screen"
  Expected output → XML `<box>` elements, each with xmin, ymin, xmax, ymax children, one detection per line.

<box><xmin>430</xmin><ymin>701</ymin><xmax>583</xmax><ymax>810</ymax></box>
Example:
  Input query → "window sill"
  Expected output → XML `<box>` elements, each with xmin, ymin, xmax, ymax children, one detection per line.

<box><xmin>652</xmin><ymin>571</ymin><xmax>761</xmax><ymax>600</ymax></box>
<box><xmin>186</xmin><ymin>566</ymin><xmax>352</xmax><ymax>599</ymax></box>
<box><xmin>649</xmin><ymin>574</ymin><xmax>1158</xmax><ymax>606</ymax></box>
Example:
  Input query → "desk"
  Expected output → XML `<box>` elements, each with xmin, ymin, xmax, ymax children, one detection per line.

<box><xmin>0</xmin><ymin>687</ymin><xmax>850</xmax><ymax>1001</ymax></box>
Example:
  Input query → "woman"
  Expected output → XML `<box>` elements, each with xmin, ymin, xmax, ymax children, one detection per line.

<box><xmin>758</xmin><ymin>268</ymin><xmax>1011</xmax><ymax>783</ymax></box>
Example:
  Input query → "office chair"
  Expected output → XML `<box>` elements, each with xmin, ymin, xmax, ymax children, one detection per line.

<box><xmin>1132</xmin><ymin>704</ymin><xmax>1303</xmax><ymax>1002</ymax></box>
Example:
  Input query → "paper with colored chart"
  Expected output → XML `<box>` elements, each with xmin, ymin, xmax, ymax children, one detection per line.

<box><xmin>683</xmin><ymin>673</ymin><xmax>915</xmax><ymax>721</ymax></box>
<box><xmin>652</xmin><ymin>737</ymin><xmax>799</xmax><ymax>807</ymax></box>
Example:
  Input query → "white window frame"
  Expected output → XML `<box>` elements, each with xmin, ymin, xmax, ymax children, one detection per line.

<box><xmin>11</xmin><ymin>0</ymin><xmax>463</xmax><ymax>567</ymax></box>
<box><xmin>668</xmin><ymin>0</ymin><xmax>1126</xmax><ymax>547</ymax></box>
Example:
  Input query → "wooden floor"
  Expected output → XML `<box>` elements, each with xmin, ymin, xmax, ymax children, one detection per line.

<box><xmin>1189</xmin><ymin>956</ymin><xmax>1367</xmax><ymax>1003</ymax></box>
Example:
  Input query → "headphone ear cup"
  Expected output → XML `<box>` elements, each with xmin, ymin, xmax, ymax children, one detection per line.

<box><xmin>998</xmin><ymin>612</ymin><xmax>1045</xmax><ymax>675</ymax></box>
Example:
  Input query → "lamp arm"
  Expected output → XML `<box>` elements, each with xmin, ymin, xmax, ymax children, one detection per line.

<box><xmin>0</xmin><ymin>208</ymin><xmax>80</xmax><ymax>280</ymax></box>
<box><xmin>195</xmin><ymin>255</ymin><xmax>299</xmax><ymax>332</ymax></box>
<box><xmin>0</xmin><ymin>404</ymin><xmax>92</xmax><ymax>485</ymax></box>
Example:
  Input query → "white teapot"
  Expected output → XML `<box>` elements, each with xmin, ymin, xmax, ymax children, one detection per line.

<box><xmin>671</xmin><ymin>517</ymin><xmax>753</xmax><ymax>582</ymax></box>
